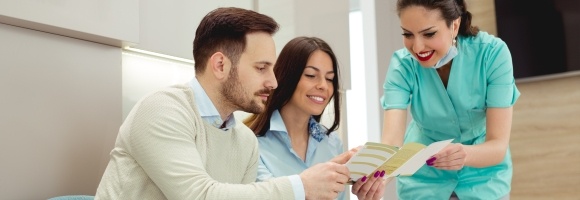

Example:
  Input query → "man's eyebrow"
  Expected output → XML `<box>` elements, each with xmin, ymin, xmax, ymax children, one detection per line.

<box><xmin>255</xmin><ymin>61</ymin><xmax>273</xmax><ymax>66</ymax></box>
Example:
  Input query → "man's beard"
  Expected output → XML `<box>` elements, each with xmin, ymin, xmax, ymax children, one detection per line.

<box><xmin>221</xmin><ymin>67</ymin><xmax>270</xmax><ymax>114</ymax></box>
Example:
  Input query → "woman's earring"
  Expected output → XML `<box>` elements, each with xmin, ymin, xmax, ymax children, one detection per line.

<box><xmin>453</xmin><ymin>37</ymin><xmax>457</xmax><ymax>46</ymax></box>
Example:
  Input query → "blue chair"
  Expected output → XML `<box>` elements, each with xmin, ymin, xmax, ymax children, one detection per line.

<box><xmin>48</xmin><ymin>195</ymin><xmax>95</xmax><ymax>200</ymax></box>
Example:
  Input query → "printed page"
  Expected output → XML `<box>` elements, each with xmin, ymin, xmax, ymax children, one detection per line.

<box><xmin>390</xmin><ymin>139</ymin><xmax>454</xmax><ymax>177</ymax></box>
<box><xmin>378</xmin><ymin>142</ymin><xmax>426</xmax><ymax>175</ymax></box>
<box><xmin>345</xmin><ymin>142</ymin><xmax>399</xmax><ymax>181</ymax></box>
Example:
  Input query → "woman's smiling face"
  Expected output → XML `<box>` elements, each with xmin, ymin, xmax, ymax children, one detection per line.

<box><xmin>287</xmin><ymin>50</ymin><xmax>335</xmax><ymax>116</ymax></box>
<box><xmin>400</xmin><ymin>5</ymin><xmax>459</xmax><ymax>68</ymax></box>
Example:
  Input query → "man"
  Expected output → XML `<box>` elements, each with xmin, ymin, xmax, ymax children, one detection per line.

<box><xmin>95</xmin><ymin>7</ymin><xmax>350</xmax><ymax>200</ymax></box>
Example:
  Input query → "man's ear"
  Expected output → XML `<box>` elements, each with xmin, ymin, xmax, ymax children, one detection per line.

<box><xmin>208</xmin><ymin>52</ymin><xmax>230</xmax><ymax>80</ymax></box>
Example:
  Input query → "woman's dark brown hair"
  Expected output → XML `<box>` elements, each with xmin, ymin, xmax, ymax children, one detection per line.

<box><xmin>397</xmin><ymin>0</ymin><xmax>479</xmax><ymax>37</ymax></box>
<box><xmin>244</xmin><ymin>36</ymin><xmax>341</xmax><ymax>137</ymax></box>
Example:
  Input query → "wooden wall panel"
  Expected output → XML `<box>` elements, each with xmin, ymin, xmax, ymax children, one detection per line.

<box><xmin>510</xmin><ymin>74</ymin><xmax>580</xmax><ymax>199</ymax></box>
<box><xmin>466</xmin><ymin>0</ymin><xmax>497</xmax><ymax>36</ymax></box>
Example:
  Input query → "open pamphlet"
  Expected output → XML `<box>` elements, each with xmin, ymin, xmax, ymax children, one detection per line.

<box><xmin>345</xmin><ymin>139</ymin><xmax>453</xmax><ymax>184</ymax></box>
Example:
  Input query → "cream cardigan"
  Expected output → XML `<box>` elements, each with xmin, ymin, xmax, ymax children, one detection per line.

<box><xmin>95</xmin><ymin>84</ymin><xmax>295</xmax><ymax>199</ymax></box>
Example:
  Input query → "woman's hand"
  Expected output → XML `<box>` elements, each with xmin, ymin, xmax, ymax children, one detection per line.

<box><xmin>427</xmin><ymin>143</ymin><xmax>467</xmax><ymax>170</ymax></box>
<box><xmin>351</xmin><ymin>170</ymin><xmax>390</xmax><ymax>200</ymax></box>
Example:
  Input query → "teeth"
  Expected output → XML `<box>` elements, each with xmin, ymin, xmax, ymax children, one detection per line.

<box><xmin>308</xmin><ymin>95</ymin><xmax>324</xmax><ymax>102</ymax></box>
<box><xmin>418</xmin><ymin>51</ymin><xmax>432</xmax><ymax>58</ymax></box>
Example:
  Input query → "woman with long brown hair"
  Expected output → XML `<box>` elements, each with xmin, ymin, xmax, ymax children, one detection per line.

<box><xmin>245</xmin><ymin>36</ymin><xmax>387</xmax><ymax>200</ymax></box>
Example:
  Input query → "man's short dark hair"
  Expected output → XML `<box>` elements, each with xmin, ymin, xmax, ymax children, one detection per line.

<box><xmin>193</xmin><ymin>7</ymin><xmax>279</xmax><ymax>74</ymax></box>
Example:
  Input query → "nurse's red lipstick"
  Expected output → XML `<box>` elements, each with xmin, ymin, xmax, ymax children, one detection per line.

<box><xmin>416</xmin><ymin>50</ymin><xmax>434</xmax><ymax>62</ymax></box>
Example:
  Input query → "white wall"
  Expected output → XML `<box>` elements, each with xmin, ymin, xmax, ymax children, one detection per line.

<box><xmin>0</xmin><ymin>0</ymin><xmax>139</xmax><ymax>47</ymax></box>
<box><xmin>0</xmin><ymin>23</ymin><xmax>122</xmax><ymax>199</ymax></box>
<box><xmin>259</xmin><ymin>0</ymin><xmax>351</xmax><ymax>90</ymax></box>
<box><xmin>357</xmin><ymin>1</ymin><xmax>403</xmax><ymax>199</ymax></box>
<box><xmin>135</xmin><ymin>0</ymin><xmax>253</xmax><ymax>59</ymax></box>
<box><xmin>122</xmin><ymin>51</ymin><xmax>195</xmax><ymax>119</ymax></box>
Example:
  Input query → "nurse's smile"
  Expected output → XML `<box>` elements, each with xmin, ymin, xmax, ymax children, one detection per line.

<box><xmin>416</xmin><ymin>50</ymin><xmax>434</xmax><ymax>62</ymax></box>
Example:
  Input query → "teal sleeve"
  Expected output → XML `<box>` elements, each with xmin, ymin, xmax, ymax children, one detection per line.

<box><xmin>485</xmin><ymin>40</ymin><xmax>520</xmax><ymax>107</ymax></box>
<box><xmin>381</xmin><ymin>51</ymin><xmax>414</xmax><ymax>110</ymax></box>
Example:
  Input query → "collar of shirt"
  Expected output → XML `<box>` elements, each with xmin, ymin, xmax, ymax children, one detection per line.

<box><xmin>265</xmin><ymin>110</ymin><xmax>331</xmax><ymax>167</ymax></box>
<box><xmin>269</xmin><ymin>110</ymin><xmax>327</xmax><ymax>143</ymax></box>
<box><xmin>189</xmin><ymin>77</ymin><xmax>235</xmax><ymax>130</ymax></box>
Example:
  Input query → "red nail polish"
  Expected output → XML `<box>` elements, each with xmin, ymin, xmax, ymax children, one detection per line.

<box><xmin>374</xmin><ymin>171</ymin><xmax>380</xmax><ymax>177</ymax></box>
<box><xmin>380</xmin><ymin>170</ymin><xmax>385</xmax><ymax>177</ymax></box>
<box><xmin>361</xmin><ymin>176</ymin><xmax>367</xmax><ymax>182</ymax></box>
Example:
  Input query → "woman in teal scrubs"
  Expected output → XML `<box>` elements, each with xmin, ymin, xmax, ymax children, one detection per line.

<box><xmin>381</xmin><ymin>0</ymin><xmax>520</xmax><ymax>199</ymax></box>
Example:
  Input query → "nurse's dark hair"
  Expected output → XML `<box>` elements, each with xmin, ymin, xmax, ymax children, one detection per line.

<box><xmin>243</xmin><ymin>36</ymin><xmax>341</xmax><ymax>137</ymax></box>
<box><xmin>396</xmin><ymin>0</ymin><xmax>479</xmax><ymax>37</ymax></box>
<box><xmin>193</xmin><ymin>7</ymin><xmax>279</xmax><ymax>74</ymax></box>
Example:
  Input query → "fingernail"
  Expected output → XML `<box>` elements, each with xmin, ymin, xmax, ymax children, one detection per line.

<box><xmin>374</xmin><ymin>171</ymin><xmax>380</xmax><ymax>177</ymax></box>
<box><xmin>361</xmin><ymin>176</ymin><xmax>367</xmax><ymax>182</ymax></box>
<box><xmin>380</xmin><ymin>170</ymin><xmax>385</xmax><ymax>177</ymax></box>
<box><xmin>426</xmin><ymin>161</ymin><xmax>433</xmax><ymax>166</ymax></box>
<box><xmin>426</xmin><ymin>157</ymin><xmax>436</xmax><ymax>164</ymax></box>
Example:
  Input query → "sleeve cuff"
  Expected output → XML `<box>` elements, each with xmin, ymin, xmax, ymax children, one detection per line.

<box><xmin>288</xmin><ymin>175</ymin><xmax>305</xmax><ymax>200</ymax></box>
<box><xmin>486</xmin><ymin>81</ymin><xmax>520</xmax><ymax>107</ymax></box>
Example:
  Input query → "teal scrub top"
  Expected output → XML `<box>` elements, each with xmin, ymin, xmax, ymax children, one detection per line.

<box><xmin>381</xmin><ymin>31</ymin><xmax>520</xmax><ymax>200</ymax></box>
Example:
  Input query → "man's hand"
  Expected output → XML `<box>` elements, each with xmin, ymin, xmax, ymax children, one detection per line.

<box><xmin>330</xmin><ymin>146</ymin><xmax>362</xmax><ymax>164</ymax></box>
<box><xmin>300</xmin><ymin>162</ymin><xmax>350</xmax><ymax>200</ymax></box>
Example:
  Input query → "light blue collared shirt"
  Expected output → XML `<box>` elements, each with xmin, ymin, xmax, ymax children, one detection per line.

<box><xmin>257</xmin><ymin>110</ymin><xmax>345</xmax><ymax>200</ymax></box>
<box><xmin>189</xmin><ymin>78</ymin><xmax>305</xmax><ymax>199</ymax></box>
<box><xmin>189</xmin><ymin>78</ymin><xmax>235</xmax><ymax>130</ymax></box>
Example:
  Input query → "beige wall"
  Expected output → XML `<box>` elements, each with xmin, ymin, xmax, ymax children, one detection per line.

<box><xmin>0</xmin><ymin>23</ymin><xmax>122</xmax><ymax>199</ymax></box>
<box><xmin>135</xmin><ymin>0</ymin><xmax>253</xmax><ymax>59</ymax></box>
<box><xmin>0</xmin><ymin>0</ymin><xmax>139</xmax><ymax>47</ymax></box>
<box><xmin>510</xmin><ymin>73</ymin><xmax>580</xmax><ymax>200</ymax></box>
<box><xmin>259</xmin><ymin>0</ymin><xmax>351</xmax><ymax>90</ymax></box>
<box><xmin>466</xmin><ymin>0</ymin><xmax>497</xmax><ymax>36</ymax></box>
<box><xmin>0</xmin><ymin>1</ymin><xmax>136</xmax><ymax>199</ymax></box>
<box><xmin>467</xmin><ymin>6</ymin><xmax>579</xmax><ymax>199</ymax></box>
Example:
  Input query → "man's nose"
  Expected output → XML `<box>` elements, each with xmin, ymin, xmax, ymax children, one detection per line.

<box><xmin>266</xmin><ymin>68</ymin><xmax>278</xmax><ymax>89</ymax></box>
